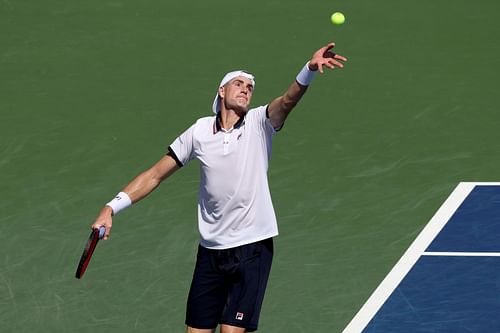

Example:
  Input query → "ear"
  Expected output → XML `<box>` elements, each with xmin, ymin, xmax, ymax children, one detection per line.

<box><xmin>218</xmin><ymin>86</ymin><xmax>225</xmax><ymax>99</ymax></box>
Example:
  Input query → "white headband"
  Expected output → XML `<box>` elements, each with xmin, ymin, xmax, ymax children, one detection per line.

<box><xmin>212</xmin><ymin>70</ymin><xmax>255</xmax><ymax>114</ymax></box>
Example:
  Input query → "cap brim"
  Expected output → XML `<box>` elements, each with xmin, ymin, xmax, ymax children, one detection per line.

<box><xmin>212</xmin><ymin>94</ymin><xmax>221</xmax><ymax>114</ymax></box>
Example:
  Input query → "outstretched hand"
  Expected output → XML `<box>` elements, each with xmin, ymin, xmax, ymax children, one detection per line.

<box><xmin>308</xmin><ymin>42</ymin><xmax>347</xmax><ymax>73</ymax></box>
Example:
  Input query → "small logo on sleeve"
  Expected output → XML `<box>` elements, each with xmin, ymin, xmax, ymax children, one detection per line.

<box><xmin>235</xmin><ymin>312</ymin><xmax>244</xmax><ymax>320</ymax></box>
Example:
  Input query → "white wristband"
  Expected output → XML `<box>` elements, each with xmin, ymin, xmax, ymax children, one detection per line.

<box><xmin>295</xmin><ymin>61</ymin><xmax>317</xmax><ymax>86</ymax></box>
<box><xmin>106</xmin><ymin>192</ymin><xmax>132</xmax><ymax>215</ymax></box>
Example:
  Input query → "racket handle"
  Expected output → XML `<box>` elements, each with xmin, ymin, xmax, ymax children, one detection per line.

<box><xmin>98</xmin><ymin>226</ymin><xmax>106</xmax><ymax>239</ymax></box>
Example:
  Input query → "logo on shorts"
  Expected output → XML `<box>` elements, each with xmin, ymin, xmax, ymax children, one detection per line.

<box><xmin>236</xmin><ymin>312</ymin><xmax>244</xmax><ymax>320</ymax></box>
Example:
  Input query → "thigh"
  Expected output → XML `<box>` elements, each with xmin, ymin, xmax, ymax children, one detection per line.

<box><xmin>221</xmin><ymin>238</ymin><xmax>274</xmax><ymax>332</ymax></box>
<box><xmin>185</xmin><ymin>246</ymin><xmax>229</xmax><ymax>330</ymax></box>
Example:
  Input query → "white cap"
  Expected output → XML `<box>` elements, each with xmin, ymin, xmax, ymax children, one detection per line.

<box><xmin>212</xmin><ymin>70</ymin><xmax>255</xmax><ymax>114</ymax></box>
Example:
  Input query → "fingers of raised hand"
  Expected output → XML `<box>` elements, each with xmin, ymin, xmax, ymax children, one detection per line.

<box><xmin>334</xmin><ymin>53</ymin><xmax>348</xmax><ymax>62</ymax></box>
<box><xmin>328</xmin><ymin>58</ymin><xmax>345</xmax><ymax>68</ymax></box>
<box><xmin>317</xmin><ymin>63</ymin><xmax>324</xmax><ymax>74</ymax></box>
<box><xmin>324</xmin><ymin>42</ymin><xmax>335</xmax><ymax>52</ymax></box>
<box><xmin>314</xmin><ymin>43</ymin><xmax>334</xmax><ymax>58</ymax></box>
<box><xmin>317</xmin><ymin>58</ymin><xmax>344</xmax><ymax>73</ymax></box>
<box><xmin>324</xmin><ymin>51</ymin><xmax>347</xmax><ymax>62</ymax></box>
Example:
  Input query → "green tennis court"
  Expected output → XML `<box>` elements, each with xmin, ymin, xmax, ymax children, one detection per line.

<box><xmin>1</xmin><ymin>0</ymin><xmax>499</xmax><ymax>331</ymax></box>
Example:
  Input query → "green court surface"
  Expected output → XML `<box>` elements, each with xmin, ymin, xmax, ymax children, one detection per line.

<box><xmin>1</xmin><ymin>0</ymin><xmax>499</xmax><ymax>332</ymax></box>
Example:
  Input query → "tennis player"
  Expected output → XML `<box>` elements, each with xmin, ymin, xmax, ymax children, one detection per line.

<box><xmin>92</xmin><ymin>42</ymin><xmax>347</xmax><ymax>333</ymax></box>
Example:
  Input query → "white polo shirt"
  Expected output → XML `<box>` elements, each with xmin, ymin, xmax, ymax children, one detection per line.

<box><xmin>169</xmin><ymin>105</ymin><xmax>279</xmax><ymax>249</ymax></box>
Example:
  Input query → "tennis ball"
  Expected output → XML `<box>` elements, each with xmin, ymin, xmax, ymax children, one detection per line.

<box><xmin>331</xmin><ymin>12</ymin><xmax>345</xmax><ymax>25</ymax></box>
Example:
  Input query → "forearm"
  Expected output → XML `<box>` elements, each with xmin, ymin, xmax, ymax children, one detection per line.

<box><xmin>91</xmin><ymin>172</ymin><xmax>157</xmax><ymax>238</ymax></box>
<box><xmin>268</xmin><ymin>74</ymin><xmax>310</xmax><ymax>128</ymax></box>
<box><xmin>105</xmin><ymin>154</ymin><xmax>179</xmax><ymax>215</ymax></box>
<box><xmin>268</xmin><ymin>82</ymin><xmax>305</xmax><ymax>125</ymax></box>
<box><xmin>122</xmin><ymin>168</ymin><xmax>163</xmax><ymax>203</ymax></box>
<box><xmin>101</xmin><ymin>169</ymin><xmax>161</xmax><ymax>218</ymax></box>
<box><xmin>281</xmin><ymin>80</ymin><xmax>308</xmax><ymax>112</ymax></box>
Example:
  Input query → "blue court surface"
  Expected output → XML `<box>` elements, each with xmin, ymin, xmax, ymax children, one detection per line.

<box><xmin>343</xmin><ymin>182</ymin><xmax>500</xmax><ymax>333</ymax></box>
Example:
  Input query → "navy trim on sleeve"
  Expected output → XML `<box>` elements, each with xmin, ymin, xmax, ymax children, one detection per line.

<box><xmin>167</xmin><ymin>146</ymin><xmax>183</xmax><ymax>168</ymax></box>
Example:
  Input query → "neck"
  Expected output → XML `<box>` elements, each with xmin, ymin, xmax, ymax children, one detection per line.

<box><xmin>219</xmin><ymin>109</ymin><xmax>243</xmax><ymax>130</ymax></box>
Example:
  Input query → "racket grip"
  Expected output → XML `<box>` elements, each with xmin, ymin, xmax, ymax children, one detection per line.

<box><xmin>98</xmin><ymin>226</ymin><xmax>106</xmax><ymax>239</ymax></box>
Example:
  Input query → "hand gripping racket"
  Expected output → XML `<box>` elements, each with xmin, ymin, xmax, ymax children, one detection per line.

<box><xmin>75</xmin><ymin>226</ymin><xmax>105</xmax><ymax>279</ymax></box>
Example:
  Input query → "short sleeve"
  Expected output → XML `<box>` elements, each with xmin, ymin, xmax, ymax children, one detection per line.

<box><xmin>250</xmin><ymin>105</ymin><xmax>278</xmax><ymax>136</ymax></box>
<box><xmin>168</xmin><ymin>123</ymin><xmax>196</xmax><ymax>167</ymax></box>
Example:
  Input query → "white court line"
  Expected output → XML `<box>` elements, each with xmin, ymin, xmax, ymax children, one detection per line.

<box><xmin>342</xmin><ymin>182</ymin><xmax>500</xmax><ymax>333</ymax></box>
<box><xmin>423</xmin><ymin>252</ymin><xmax>500</xmax><ymax>257</ymax></box>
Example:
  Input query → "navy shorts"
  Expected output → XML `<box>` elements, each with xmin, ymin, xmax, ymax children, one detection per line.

<box><xmin>185</xmin><ymin>238</ymin><xmax>274</xmax><ymax>332</ymax></box>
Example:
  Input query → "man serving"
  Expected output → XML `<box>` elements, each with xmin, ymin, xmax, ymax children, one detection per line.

<box><xmin>92</xmin><ymin>42</ymin><xmax>347</xmax><ymax>333</ymax></box>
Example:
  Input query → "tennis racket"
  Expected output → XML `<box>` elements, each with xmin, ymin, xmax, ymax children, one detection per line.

<box><xmin>75</xmin><ymin>226</ymin><xmax>105</xmax><ymax>279</ymax></box>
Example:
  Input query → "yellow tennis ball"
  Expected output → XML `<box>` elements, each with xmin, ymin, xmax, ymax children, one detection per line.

<box><xmin>331</xmin><ymin>12</ymin><xmax>345</xmax><ymax>25</ymax></box>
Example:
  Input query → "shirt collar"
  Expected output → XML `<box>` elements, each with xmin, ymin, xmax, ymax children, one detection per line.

<box><xmin>213</xmin><ymin>112</ymin><xmax>245</xmax><ymax>134</ymax></box>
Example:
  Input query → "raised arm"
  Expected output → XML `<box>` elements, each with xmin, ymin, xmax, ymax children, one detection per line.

<box><xmin>267</xmin><ymin>42</ymin><xmax>347</xmax><ymax>129</ymax></box>
<box><xmin>91</xmin><ymin>154</ymin><xmax>179</xmax><ymax>239</ymax></box>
